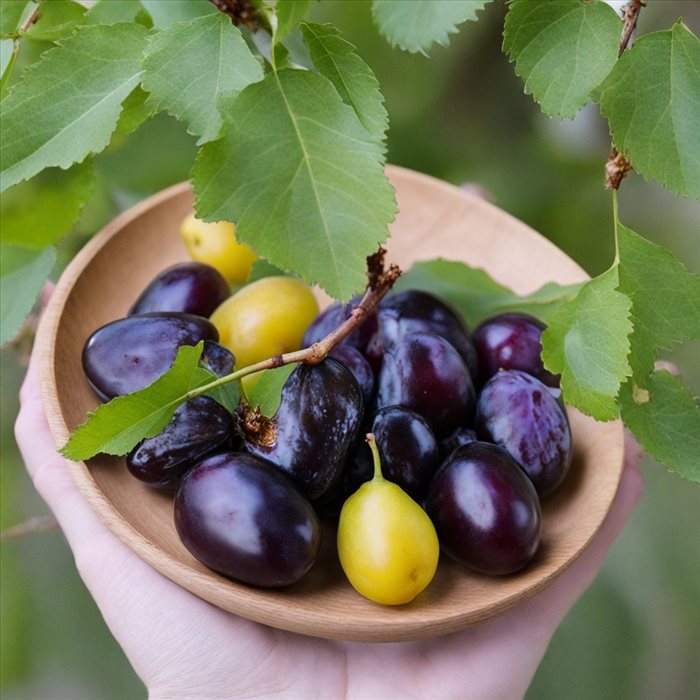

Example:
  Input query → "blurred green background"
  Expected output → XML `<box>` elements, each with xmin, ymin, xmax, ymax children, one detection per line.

<box><xmin>1</xmin><ymin>1</ymin><xmax>699</xmax><ymax>698</ymax></box>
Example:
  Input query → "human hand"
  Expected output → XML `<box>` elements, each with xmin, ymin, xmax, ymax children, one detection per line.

<box><xmin>16</xmin><ymin>340</ymin><xmax>643</xmax><ymax>700</ymax></box>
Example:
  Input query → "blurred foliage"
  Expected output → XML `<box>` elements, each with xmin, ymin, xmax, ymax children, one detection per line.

<box><xmin>1</xmin><ymin>1</ymin><xmax>698</xmax><ymax>698</ymax></box>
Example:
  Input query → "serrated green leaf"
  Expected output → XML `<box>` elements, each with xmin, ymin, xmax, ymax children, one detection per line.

<box><xmin>596</xmin><ymin>22</ymin><xmax>700</xmax><ymax>200</ymax></box>
<box><xmin>0</xmin><ymin>244</ymin><xmax>54</xmax><ymax>346</ymax></box>
<box><xmin>115</xmin><ymin>85</ymin><xmax>153</xmax><ymax>136</ymax></box>
<box><xmin>247</xmin><ymin>364</ymin><xmax>296</xmax><ymax>417</ymax></box>
<box><xmin>275</xmin><ymin>0</ymin><xmax>315</xmax><ymax>44</ymax></box>
<box><xmin>620</xmin><ymin>371</ymin><xmax>700</xmax><ymax>483</ymax></box>
<box><xmin>86</xmin><ymin>0</ymin><xmax>150</xmax><ymax>27</ymax></box>
<box><xmin>0</xmin><ymin>160</ymin><xmax>93</xmax><ymax>248</ymax></box>
<box><xmin>0</xmin><ymin>23</ymin><xmax>148</xmax><ymax>192</ymax></box>
<box><xmin>62</xmin><ymin>342</ymin><xmax>218</xmax><ymax>460</ymax></box>
<box><xmin>541</xmin><ymin>266</ymin><xmax>632</xmax><ymax>420</ymax></box>
<box><xmin>140</xmin><ymin>0</ymin><xmax>215</xmax><ymax>29</ymax></box>
<box><xmin>503</xmin><ymin>0</ymin><xmax>621</xmax><ymax>119</ymax></box>
<box><xmin>617</xmin><ymin>222</ymin><xmax>700</xmax><ymax>383</ymax></box>
<box><xmin>142</xmin><ymin>13</ymin><xmax>263</xmax><ymax>145</ymax></box>
<box><xmin>396</xmin><ymin>258</ymin><xmax>582</xmax><ymax>326</ymax></box>
<box><xmin>23</xmin><ymin>0</ymin><xmax>86</xmax><ymax>43</ymax></box>
<box><xmin>0</xmin><ymin>1</ymin><xmax>30</xmax><ymax>38</ymax></box>
<box><xmin>301</xmin><ymin>22</ymin><xmax>388</xmax><ymax>148</ymax></box>
<box><xmin>248</xmin><ymin>258</ymin><xmax>289</xmax><ymax>282</ymax></box>
<box><xmin>193</xmin><ymin>69</ymin><xmax>397</xmax><ymax>301</ymax></box>
<box><xmin>371</xmin><ymin>0</ymin><xmax>490</xmax><ymax>55</ymax></box>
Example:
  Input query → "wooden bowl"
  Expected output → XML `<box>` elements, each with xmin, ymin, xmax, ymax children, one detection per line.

<box><xmin>37</xmin><ymin>165</ymin><xmax>624</xmax><ymax>642</ymax></box>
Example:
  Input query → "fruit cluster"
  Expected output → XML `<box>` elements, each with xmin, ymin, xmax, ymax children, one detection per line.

<box><xmin>81</xmin><ymin>220</ymin><xmax>572</xmax><ymax>605</ymax></box>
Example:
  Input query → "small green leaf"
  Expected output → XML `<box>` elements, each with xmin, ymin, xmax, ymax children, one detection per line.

<box><xmin>275</xmin><ymin>0</ymin><xmax>315</xmax><ymax>44</ymax></box>
<box><xmin>301</xmin><ymin>22</ymin><xmax>388</xmax><ymax>148</ymax></box>
<box><xmin>193</xmin><ymin>69</ymin><xmax>397</xmax><ymax>301</ymax></box>
<box><xmin>618</xmin><ymin>223</ymin><xmax>700</xmax><ymax>383</ymax></box>
<box><xmin>396</xmin><ymin>259</ymin><xmax>582</xmax><ymax>326</ymax></box>
<box><xmin>114</xmin><ymin>86</ymin><xmax>154</xmax><ymax>136</ymax></box>
<box><xmin>541</xmin><ymin>266</ymin><xmax>633</xmax><ymax>420</ymax></box>
<box><xmin>142</xmin><ymin>13</ymin><xmax>263</xmax><ymax>145</ymax></box>
<box><xmin>1</xmin><ymin>1</ymin><xmax>30</xmax><ymax>38</ymax></box>
<box><xmin>62</xmin><ymin>343</ymin><xmax>217</xmax><ymax>461</ymax></box>
<box><xmin>23</xmin><ymin>0</ymin><xmax>86</xmax><ymax>43</ymax></box>
<box><xmin>140</xmin><ymin>0</ymin><xmax>215</xmax><ymax>29</ymax></box>
<box><xmin>503</xmin><ymin>0</ymin><xmax>621</xmax><ymax>119</ymax></box>
<box><xmin>0</xmin><ymin>22</ymin><xmax>148</xmax><ymax>192</ymax></box>
<box><xmin>371</xmin><ymin>0</ymin><xmax>491</xmax><ymax>55</ymax></box>
<box><xmin>0</xmin><ymin>244</ymin><xmax>54</xmax><ymax>346</ymax></box>
<box><xmin>620</xmin><ymin>371</ymin><xmax>700</xmax><ymax>483</ymax></box>
<box><xmin>86</xmin><ymin>0</ymin><xmax>151</xmax><ymax>27</ymax></box>
<box><xmin>0</xmin><ymin>160</ymin><xmax>93</xmax><ymax>248</ymax></box>
<box><xmin>596</xmin><ymin>22</ymin><xmax>700</xmax><ymax>200</ymax></box>
<box><xmin>247</xmin><ymin>364</ymin><xmax>296</xmax><ymax>417</ymax></box>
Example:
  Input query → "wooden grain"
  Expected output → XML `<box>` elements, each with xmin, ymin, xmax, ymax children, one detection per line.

<box><xmin>36</xmin><ymin>165</ymin><xmax>625</xmax><ymax>642</ymax></box>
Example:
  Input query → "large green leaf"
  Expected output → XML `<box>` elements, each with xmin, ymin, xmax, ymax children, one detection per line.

<box><xmin>618</xmin><ymin>223</ymin><xmax>700</xmax><ymax>383</ymax></box>
<box><xmin>301</xmin><ymin>22</ymin><xmax>388</xmax><ymax>148</ymax></box>
<box><xmin>62</xmin><ymin>343</ymin><xmax>215</xmax><ymax>460</ymax></box>
<box><xmin>140</xmin><ymin>0</ymin><xmax>215</xmax><ymax>29</ymax></box>
<box><xmin>596</xmin><ymin>22</ymin><xmax>700</xmax><ymax>200</ymax></box>
<box><xmin>396</xmin><ymin>259</ymin><xmax>582</xmax><ymax>326</ymax></box>
<box><xmin>620</xmin><ymin>371</ymin><xmax>700</xmax><ymax>483</ymax></box>
<box><xmin>114</xmin><ymin>85</ymin><xmax>154</xmax><ymax>136</ymax></box>
<box><xmin>371</xmin><ymin>0</ymin><xmax>491</xmax><ymax>54</ymax></box>
<box><xmin>0</xmin><ymin>160</ymin><xmax>93</xmax><ymax>248</ymax></box>
<box><xmin>0</xmin><ymin>23</ymin><xmax>147</xmax><ymax>192</ymax></box>
<box><xmin>0</xmin><ymin>1</ymin><xmax>30</xmax><ymax>38</ymax></box>
<box><xmin>142</xmin><ymin>13</ymin><xmax>263</xmax><ymax>145</ymax></box>
<box><xmin>541</xmin><ymin>266</ymin><xmax>633</xmax><ymax>420</ymax></box>
<box><xmin>0</xmin><ymin>244</ymin><xmax>54</xmax><ymax>346</ymax></box>
<box><xmin>503</xmin><ymin>0</ymin><xmax>621</xmax><ymax>119</ymax></box>
<box><xmin>275</xmin><ymin>0</ymin><xmax>315</xmax><ymax>44</ymax></box>
<box><xmin>85</xmin><ymin>0</ymin><xmax>151</xmax><ymax>26</ymax></box>
<box><xmin>192</xmin><ymin>69</ymin><xmax>396</xmax><ymax>301</ymax></box>
<box><xmin>23</xmin><ymin>0</ymin><xmax>86</xmax><ymax>42</ymax></box>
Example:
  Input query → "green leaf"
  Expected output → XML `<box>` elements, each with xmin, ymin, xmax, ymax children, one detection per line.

<box><xmin>141</xmin><ymin>13</ymin><xmax>263</xmax><ymax>145</ymax></box>
<box><xmin>0</xmin><ymin>1</ymin><xmax>30</xmax><ymax>38</ymax></box>
<box><xmin>0</xmin><ymin>160</ymin><xmax>93</xmax><ymax>248</ymax></box>
<box><xmin>620</xmin><ymin>371</ymin><xmax>700</xmax><ymax>483</ymax></box>
<box><xmin>503</xmin><ymin>0</ymin><xmax>621</xmax><ymax>119</ymax></box>
<box><xmin>140</xmin><ymin>0</ymin><xmax>215</xmax><ymax>29</ymax></box>
<box><xmin>301</xmin><ymin>22</ymin><xmax>388</xmax><ymax>148</ymax></box>
<box><xmin>86</xmin><ymin>0</ymin><xmax>151</xmax><ymax>27</ymax></box>
<box><xmin>62</xmin><ymin>343</ymin><xmax>217</xmax><ymax>460</ymax></box>
<box><xmin>371</xmin><ymin>0</ymin><xmax>491</xmax><ymax>55</ymax></box>
<box><xmin>541</xmin><ymin>266</ymin><xmax>633</xmax><ymax>420</ymax></box>
<box><xmin>193</xmin><ymin>69</ymin><xmax>397</xmax><ymax>301</ymax></box>
<box><xmin>275</xmin><ymin>0</ymin><xmax>315</xmax><ymax>44</ymax></box>
<box><xmin>114</xmin><ymin>85</ymin><xmax>154</xmax><ymax>136</ymax></box>
<box><xmin>0</xmin><ymin>244</ymin><xmax>54</xmax><ymax>346</ymax></box>
<box><xmin>23</xmin><ymin>0</ymin><xmax>86</xmax><ymax>43</ymax></box>
<box><xmin>596</xmin><ymin>22</ymin><xmax>700</xmax><ymax>200</ymax></box>
<box><xmin>617</xmin><ymin>222</ymin><xmax>700</xmax><ymax>383</ymax></box>
<box><xmin>246</xmin><ymin>364</ymin><xmax>296</xmax><ymax>417</ymax></box>
<box><xmin>0</xmin><ymin>23</ymin><xmax>148</xmax><ymax>192</ymax></box>
<box><xmin>1</xmin><ymin>37</ymin><xmax>14</xmax><ymax>76</ymax></box>
<box><xmin>396</xmin><ymin>259</ymin><xmax>582</xmax><ymax>326</ymax></box>
<box><xmin>248</xmin><ymin>258</ymin><xmax>289</xmax><ymax>282</ymax></box>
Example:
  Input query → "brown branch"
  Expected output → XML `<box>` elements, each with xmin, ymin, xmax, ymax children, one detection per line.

<box><xmin>0</xmin><ymin>515</ymin><xmax>58</xmax><ymax>542</ymax></box>
<box><xmin>619</xmin><ymin>0</ymin><xmax>645</xmax><ymax>56</ymax></box>
<box><xmin>207</xmin><ymin>0</ymin><xmax>269</xmax><ymax>32</ymax></box>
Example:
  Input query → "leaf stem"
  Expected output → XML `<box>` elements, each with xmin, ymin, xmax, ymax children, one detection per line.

<box><xmin>0</xmin><ymin>40</ymin><xmax>20</xmax><ymax>100</ymax></box>
<box><xmin>612</xmin><ymin>189</ymin><xmax>620</xmax><ymax>264</ymax></box>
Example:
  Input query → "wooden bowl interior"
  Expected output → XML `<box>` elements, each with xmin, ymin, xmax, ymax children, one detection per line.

<box><xmin>39</xmin><ymin>166</ymin><xmax>624</xmax><ymax>641</ymax></box>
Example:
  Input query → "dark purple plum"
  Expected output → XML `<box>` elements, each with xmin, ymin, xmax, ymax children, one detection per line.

<box><xmin>129</xmin><ymin>262</ymin><xmax>230</xmax><ymax>318</ymax></box>
<box><xmin>200</xmin><ymin>340</ymin><xmax>235</xmax><ymax>377</ymax></box>
<box><xmin>439</xmin><ymin>426</ymin><xmax>478</xmax><ymax>460</ymax></box>
<box><xmin>242</xmin><ymin>358</ymin><xmax>363</xmax><ymax>501</ymax></box>
<box><xmin>472</xmin><ymin>312</ymin><xmax>559</xmax><ymax>387</ymax></box>
<box><xmin>174</xmin><ymin>452</ymin><xmax>321</xmax><ymax>587</ymax></box>
<box><xmin>329</xmin><ymin>345</ymin><xmax>375</xmax><ymax>405</ymax></box>
<box><xmin>126</xmin><ymin>396</ymin><xmax>234</xmax><ymax>489</ymax></box>
<box><xmin>476</xmin><ymin>370</ymin><xmax>572</xmax><ymax>496</ymax></box>
<box><xmin>373</xmin><ymin>290</ymin><xmax>479</xmax><ymax>381</ymax></box>
<box><xmin>425</xmin><ymin>442</ymin><xmax>542</xmax><ymax>575</ymax></box>
<box><xmin>82</xmin><ymin>312</ymin><xmax>218</xmax><ymax>401</ymax></box>
<box><xmin>376</xmin><ymin>332</ymin><xmax>475</xmax><ymax>437</ymax></box>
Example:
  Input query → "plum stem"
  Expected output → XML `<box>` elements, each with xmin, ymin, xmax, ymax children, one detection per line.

<box><xmin>366</xmin><ymin>433</ymin><xmax>385</xmax><ymax>482</ymax></box>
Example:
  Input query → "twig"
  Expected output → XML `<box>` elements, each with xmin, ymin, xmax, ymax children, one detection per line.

<box><xmin>207</xmin><ymin>0</ymin><xmax>270</xmax><ymax>32</ymax></box>
<box><xmin>619</xmin><ymin>0</ymin><xmax>645</xmax><ymax>56</ymax></box>
<box><xmin>0</xmin><ymin>515</ymin><xmax>58</xmax><ymax>542</ymax></box>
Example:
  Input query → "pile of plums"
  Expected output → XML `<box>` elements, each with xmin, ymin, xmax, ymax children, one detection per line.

<box><xmin>82</xmin><ymin>261</ymin><xmax>572</xmax><ymax>592</ymax></box>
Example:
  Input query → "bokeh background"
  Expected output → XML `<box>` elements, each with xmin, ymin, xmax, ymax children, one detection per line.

<box><xmin>2</xmin><ymin>1</ymin><xmax>699</xmax><ymax>698</ymax></box>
